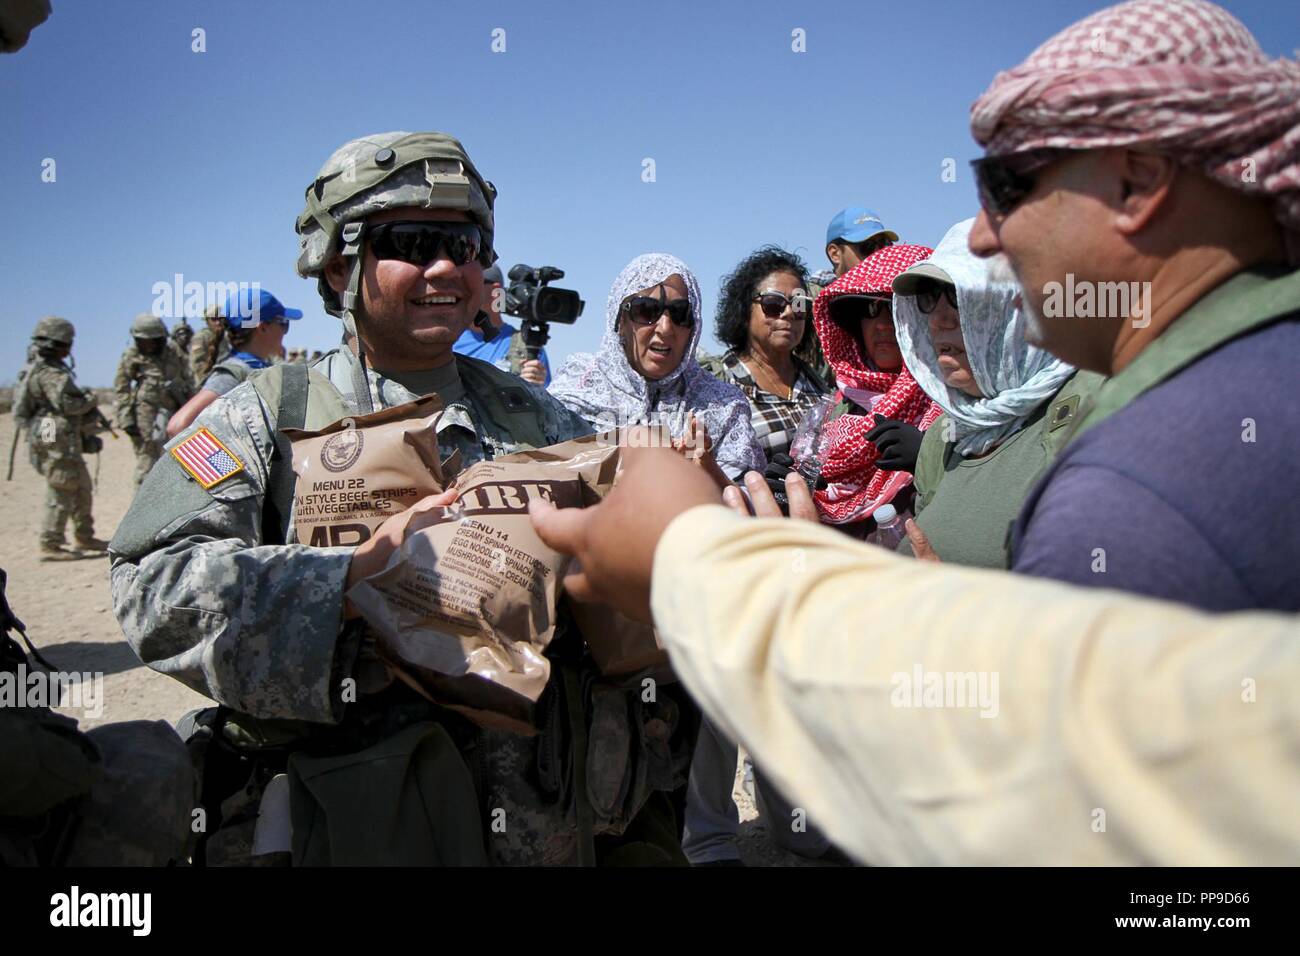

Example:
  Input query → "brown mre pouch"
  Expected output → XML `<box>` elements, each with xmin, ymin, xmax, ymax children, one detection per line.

<box><xmin>285</xmin><ymin>394</ymin><xmax>448</xmax><ymax>548</ymax></box>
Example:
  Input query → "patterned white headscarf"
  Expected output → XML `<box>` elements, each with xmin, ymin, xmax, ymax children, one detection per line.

<box><xmin>549</xmin><ymin>253</ymin><xmax>764</xmax><ymax>478</ymax></box>
<box><xmin>893</xmin><ymin>219</ymin><xmax>1076</xmax><ymax>457</ymax></box>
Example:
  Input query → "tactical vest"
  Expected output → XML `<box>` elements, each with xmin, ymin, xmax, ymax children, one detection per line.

<box><xmin>912</xmin><ymin>369</ymin><xmax>1106</xmax><ymax>513</ymax></box>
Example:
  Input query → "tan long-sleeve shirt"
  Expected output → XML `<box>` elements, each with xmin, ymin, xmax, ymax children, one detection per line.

<box><xmin>651</xmin><ymin>505</ymin><xmax>1300</xmax><ymax>865</ymax></box>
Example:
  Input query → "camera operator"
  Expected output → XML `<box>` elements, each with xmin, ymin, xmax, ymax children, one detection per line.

<box><xmin>452</xmin><ymin>263</ymin><xmax>551</xmax><ymax>385</ymax></box>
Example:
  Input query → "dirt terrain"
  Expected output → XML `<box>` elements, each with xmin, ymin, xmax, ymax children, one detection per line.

<box><xmin>1</xmin><ymin>405</ymin><xmax>211</xmax><ymax>731</ymax></box>
<box><xmin>1</xmin><ymin>402</ymin><xmax>837</xmax><ymax>866</ymax></box>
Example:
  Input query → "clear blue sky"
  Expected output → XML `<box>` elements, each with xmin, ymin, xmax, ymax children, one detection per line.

<box><xmin>4</xmin><ymin>0</ymin><xmax>1297</xmax><ymax>385</ymax></box>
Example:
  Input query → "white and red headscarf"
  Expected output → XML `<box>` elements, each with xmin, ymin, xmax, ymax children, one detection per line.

<box><xmin>810</xmin><ymin>245</ymin><xmax>941</xmax><ymax>525</ymax></box>
<box><xmin>971</xmin><ymin>0</ymin><xmax>1300</xmax><ymax>262</ymax></box>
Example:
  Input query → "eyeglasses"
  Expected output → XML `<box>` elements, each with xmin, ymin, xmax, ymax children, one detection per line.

<box><xmin>621</xmin><ymin>288</ymin><xmax>693</xmax><ymax>328</ymax></box>
<box><xmin>970</xmin><ymin>149</ymin><xmax>1067</xmax><ymax>217</ymax></box>
<box><xmin>367</xmin><ymin>221</ymin><xmax>484</xmax><ymax>267</ymax></box>
<box><xmin>828</xmin><ymin>294</ymin><xmax>892</xmax><ymax>326</ymax></box>
<box><xmin>914</xmin><ymin>280</ymin><xmax>959</xmax><ymax>315</ymax></box>
<box><xmin>752</xmin><ymin>290</ymin><xmax>812</xmax><ymax>319</ymax></box>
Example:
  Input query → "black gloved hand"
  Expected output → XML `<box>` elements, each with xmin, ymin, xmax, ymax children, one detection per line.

<box><xmin>864</xmin><ymin>413</ymin><xmax>924</xmax><ymax>472</ymax></box>
<box><xmin>123</xmin><ymin>425</ymin><xmax>141</xmax><ymax>440</ymax></box>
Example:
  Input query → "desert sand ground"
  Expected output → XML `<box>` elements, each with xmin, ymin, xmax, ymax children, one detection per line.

<box><xmin>1</xmin><ymin>403</ymin><xmax>838</xmax><ymax>866</ymax></box>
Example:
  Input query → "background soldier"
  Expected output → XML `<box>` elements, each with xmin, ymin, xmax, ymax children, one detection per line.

<box><xmin>113</xmin><ymin>312</ymin><xmax>196</xmax><ymax>486</ymax></box>
<box><xmin>170</xmin><ymin>314</ymin><xmax>195</xmax><ymax>354</ymax></box>
<box><xmin>188</xmin><ymin>302</ymin><xmax>231</xmax><ymax>383</ymax></box>
<box><xmin>11</xmin><ymin>316</ymin><xmax>109</xmax><ymax>560</ymax></box>
<box><xmin>110</xmin><ymin>131</ymin><xmax>696</xmax><ymax>866</ymax></box>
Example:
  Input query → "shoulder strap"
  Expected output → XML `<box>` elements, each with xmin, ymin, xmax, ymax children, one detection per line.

<box><xmin>261</xmin><ymin>364</ymin><xmax>310</xmax><ymax>546</ymax></box>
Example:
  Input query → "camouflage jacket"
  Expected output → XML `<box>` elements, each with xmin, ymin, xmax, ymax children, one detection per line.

<box><xmin>188</xmin><ymin>325</ymin><xmax>231</xmax><ymax>384</ymax></box>
<box><xmin>112</xmin><ymin>342</ymin><xmax>195</xmax><ymax>432</ymax></box>
<box><xmin>16</xmin><ymin>358</ymin><xmax>98</xmax><ymax>462</ymax></box>
<box><xmin>108</xmin><ymin>347</ymin><xmax>682</xmax><ymax>864</ymax></box>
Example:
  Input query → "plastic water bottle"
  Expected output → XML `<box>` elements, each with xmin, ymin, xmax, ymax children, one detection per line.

<box><xmin>789</xmin><ymin>399</ymin><xmax>832</xmax><ymax>492</ymax></box>
<box><xmin>868</xmin><ymin>504</ymin><xmax>907</xmax><ymax>550</ymax></box>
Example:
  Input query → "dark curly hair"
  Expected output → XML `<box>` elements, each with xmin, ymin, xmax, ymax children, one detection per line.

<box><xmin>714</xmin><ymin>246</ymin><xmax>812</xmax><ymax>353</ymax></box>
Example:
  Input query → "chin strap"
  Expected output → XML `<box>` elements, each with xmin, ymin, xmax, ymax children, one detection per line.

<box><xmin>339</xmin><ymin>222</ymin><xmax>376</xmax><ymax>415</ymax></box>
<box><xmin>473</xmin><ymin>310</ymin><xmax>497</xmax><ymax>342</ymax></box>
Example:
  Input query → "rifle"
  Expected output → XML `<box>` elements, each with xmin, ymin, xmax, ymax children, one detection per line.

<box><xmin>5</xmin><ymin>428</ymin><xmax>18</xmax><ymax>482</ymax></box>
<box><xmin>88</xmin><ymin>406</ymin><xmax>118</xmax><ymax>440</ymax></box>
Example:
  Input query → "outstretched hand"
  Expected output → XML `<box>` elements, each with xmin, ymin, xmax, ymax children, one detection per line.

<box><xmin>529</xmin><ymin>441</ymin><xmax>722</xmax><ymax>623</ymax></box>
<box><xmin>722</xmin><ymin>469</ymin><xmax>821</xmax><ymax>523</ymax></box>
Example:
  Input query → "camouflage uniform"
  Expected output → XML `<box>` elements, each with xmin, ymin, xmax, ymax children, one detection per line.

<box><xmin>110</xmin><ymin>348</ymin><xmax>690</xmax><ymax>864</ymax></box>
<box><xmin>113</xmin><ymin>321</ymin><xmax>196</xmax><ymax>485</ymax></box>
<box><xmin>16</xmin><ymin>334</ymin><xmax>101</xmax><ymax>553</ymax></box>
<box><xmin>189</xmin><ymin>322</ymin><xmax>230</xmax><ymax>384</ymax></box>
<box><xmin>109</xmin><ymin>131</ymin><xmax>695</xmax><ymax>867</ymax></box>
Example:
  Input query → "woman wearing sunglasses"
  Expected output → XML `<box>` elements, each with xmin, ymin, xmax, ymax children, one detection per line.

<box><xmin>887</xmin><ymin>218</ymin><xmax>1101</xmax><ymax>568</ymax></box>
<box><xmin>704</xmin><ymin>246</ymin><xmax>829</xmax><ymax>463</ymax></box>
<box><xmin>802</xmin><ymin>244</ymin><xmax>941</xmax><ymax>531</ymax></box>
<box><xmin>550</xmin><ymin>253</ymin><xmax>764</xmax><ymax>482</ymax></box>
<box><xmin>166</xmin><ymin>288</ymin><xmax>302</xmax><ymax>438</ymax></box>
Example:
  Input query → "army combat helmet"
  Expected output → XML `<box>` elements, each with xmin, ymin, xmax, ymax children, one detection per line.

<box><xmin>32</xmin><ymin>315</ymin><xmax>74</xmax><ymax>346</ymax></box>
<box><xmin>130</xmin><ymin>312</ymin><xmax>169</xmax><ymax>339</ymax></box>
<box><xmin>295</xmin><ymin>131</ymin><xmax>497</xmax><ymax>412</ymax></box>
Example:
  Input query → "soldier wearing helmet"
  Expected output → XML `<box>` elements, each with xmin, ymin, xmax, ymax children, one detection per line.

<box><xmin>13</xmin><ymin>316</ymin><xmax>110</xmax><ymax>559</ymax></box>
<box><xmin>112</xmin><ymin>312</ymin><xmax>196</xmax><ymax>486</ymax></box>
<box><xmin>109</xmin><ymin>132</ymin><xmax>695</xmax><ymax>866</ymax></box>
<box><xmin>188</xmin><ymin>302</ymin><xmax>232</xmax><ymax>383</ymax></box>
<box><xmin>170</xmin><ymin>315</ymin><xmax>194</xmax><ymax>354</ymax></box>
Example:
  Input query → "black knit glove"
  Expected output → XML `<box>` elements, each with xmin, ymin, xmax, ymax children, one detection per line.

<box><xmin>865</xmin><ymin>414</ymin><xmax>924</xmax><ymax>472</ymax></box>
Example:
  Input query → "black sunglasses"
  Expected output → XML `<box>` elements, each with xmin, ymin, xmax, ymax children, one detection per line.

<box><xmin>367</xmin><ymin>221</ymin><xmax>484</xmax><ymax>267</ymax></box>
<box><xmin>829</xmin><ymin>294</ymin><xmax>892</xmax><ymax>326</ymax></box>
<box><xmin>621</xmin><ymin>288</ymin><xmax>693</xmax><ymax>328</ymax></box>
<box><xmin>970</xmin><ymin>149</ymin><xmax>1068</xmax><ymax>217</ymax></box>
<box><xmin>753</xmin><ymin>290</ymin><xmax>812</xmax><ymax>319</ymax></box>
<box><xmin>914</xmin><ymin>280</ymin><xmax>959</xmax><ymax>315</ymax></box>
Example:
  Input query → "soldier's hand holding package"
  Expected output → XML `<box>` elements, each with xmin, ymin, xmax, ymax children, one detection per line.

<box><xmin>864</xmin><ymin>414</ymin><xmax>924</xmax><ymax>472</ymax></box>
<box><xmin>344</xmin><ymin>488</ymin><xmax>459</xmax><ymax>620</ymax></box>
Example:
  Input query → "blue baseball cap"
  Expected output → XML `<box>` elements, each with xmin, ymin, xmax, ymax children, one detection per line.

<box><xmin>825</xmin><ymin>207</ymin><xmax>899</xmax><ymax>246</ymax></box>
<box><xmin>220</xmin><ymin>288</ymin><xmax>303</xmax><ymax>331</ymax></box>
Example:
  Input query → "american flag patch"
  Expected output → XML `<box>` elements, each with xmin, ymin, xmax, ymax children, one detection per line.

<box><xmin>171</xmin><ymin>427</ymin><xmax>245</xmax><ymax>489</ymax></box>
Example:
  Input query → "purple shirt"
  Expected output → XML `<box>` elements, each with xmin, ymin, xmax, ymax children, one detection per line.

<box><xmin>1011</xmin><ymin>317</ymin><xmax>1300</xmax><ymax>613</ymax></box>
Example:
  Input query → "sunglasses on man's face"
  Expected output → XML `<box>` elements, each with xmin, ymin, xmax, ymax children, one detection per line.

<box><xmin>621</xmin><ymin>289</ymin><xmax>693</xmax><ymax>328</ymax></box>
<box><xmin>914</xmin><ymin>280</ymin><xmax>959</xmax><ymax>315</ymax></box>
<box><xmin>970</xmin><ymin>149</ymin><xmax>1068</xmax><ymax>217</ymax></box>
<box><xmin>367</xmin><ymin>221</ymin><xmax>484</xmax><ymax>267</ymax></box>
<box><xmin>753</xmin><ymin>290</ymin><xmax>812</xmax><ymax>319</ymax></box>
<box><xmin>829</xmin><ymin>294</ymin><xmax>892</xmax><ymax>326</ymax></box>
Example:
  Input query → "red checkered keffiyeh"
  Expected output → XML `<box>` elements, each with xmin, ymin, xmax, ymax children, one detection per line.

<box><xmin>970</xmin><ymin>0</ymin><xmax>1300</xmax><ymax>262</ymax></box>
<box><xmin>810</xmin><ymin>245</ymin><xmax>941</xmax><ymax>525</ymax></box>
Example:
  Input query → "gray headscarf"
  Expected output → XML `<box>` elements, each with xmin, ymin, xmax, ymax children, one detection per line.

<box><xmin>549</xmin><ymin>253</ymin><xmax>765</xmax><ymax>478</ymax></box>
<box><xmin>893</xmin><ymin>219</ymin><xmax>1076</xmax><ymax>457</ymax></box>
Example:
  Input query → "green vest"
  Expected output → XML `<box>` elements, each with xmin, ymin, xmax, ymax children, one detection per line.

<box><xmin>908</xmin><ymin>369</ymin><xmax>1105</xmax><ymax>568</ymax></box>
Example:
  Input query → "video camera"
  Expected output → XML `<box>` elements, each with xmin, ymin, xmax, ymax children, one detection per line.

<box><xmin>501</xmin><ymin>264</ymin><xmax>584</xmax><ymax>360</ymax></box>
